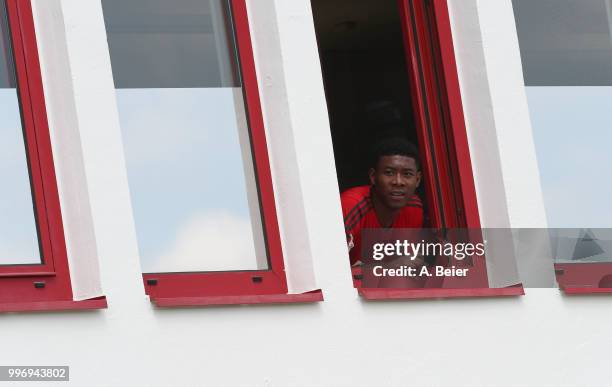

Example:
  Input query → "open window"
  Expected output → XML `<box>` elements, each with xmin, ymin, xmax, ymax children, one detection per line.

<box><xmin>312</xmin><ymin>0</ymin><xmax>521</xmax><ymax>298</ymax></box>
<box><xmin>0</xmin><ymin>0</ymin><xmax>106</xmax><ymax>312</ymax></box>
<box><xmin>102</xmin><ymin>0</ymin><xmax>322</xmax><ymax>306</ymax></box>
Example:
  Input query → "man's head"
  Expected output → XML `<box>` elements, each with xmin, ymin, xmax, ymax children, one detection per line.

<box><xmin>369</xmin><ymin>138</ymin><xmax>422</xmax><ymax>210</ymax></box>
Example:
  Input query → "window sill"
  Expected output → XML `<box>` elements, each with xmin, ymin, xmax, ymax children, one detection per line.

<box><xmin>562</xmin><ymin>287</ymin><xmax>612</xmax><ymax>295</ymax></box>
<box><xmin>149</xmin><ymin>290</ymin><xmax>324</xmax><ymax>308</ymax></box>
<box><xmin>0</xmin><ymin>296</ymin><xmax>107</xmax><ymax>313</ymax></box>
<box><xmin>555</xmin><ymin>263</ymin><xmax>612</xmax><ymax>292</ymax></box>
<box><xmin>358</xmin><ymin>287</ymin><xmax>524</xmax><ymax>300</ymax></box>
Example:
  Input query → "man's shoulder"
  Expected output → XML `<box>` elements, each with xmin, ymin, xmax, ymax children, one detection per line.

<box><xmin>340</xmin><ymin>186</ymin><xmax>372</xmax><ymax>221</ymax></box>
<box><xmin>341</xmin><ymin>185</ymin><xmax>371</xmax><ymax>204</ymax></box>
<box><xmin>394</xmin><ymin>195</ymin><xmax>424</xmax><ymax>228</ymax></box>
<box><xmin>403</xmin><ymin>194</ymin><xmax>423</xmax><ymax>208</ymax></box>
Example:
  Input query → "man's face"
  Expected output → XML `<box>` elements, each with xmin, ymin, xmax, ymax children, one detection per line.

<box><xmin>369</xmin><ymin>155</ymin><xmax>421</xmax><ymax>210</ymax></box>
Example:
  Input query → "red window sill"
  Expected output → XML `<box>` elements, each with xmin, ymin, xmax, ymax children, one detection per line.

<box><xmin>358</xmin><ymin>287</ymin><xmax>524</xmax><ymax>300</ymax></box>
<box><xmin>555</xmin><ymin>263</ymin><xmax>612</xmax><ymax>293</ymax></box>
<box><xmin>0</xmin><ymin>296</ymin><xmax>107</xmax><ymax>313</ymax></box>
<box><xmin>149</xmin><ymin>290</ymin><xmax>324</xmax><ymax>308</ymax></box>
<box><xmin>562</xmin><ymin>287</ymin><xmax>612</xmax><ymax>295</ymax></box>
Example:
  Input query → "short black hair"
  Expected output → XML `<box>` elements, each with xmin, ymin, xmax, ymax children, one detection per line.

<box><xmin>370</xmin><ymin>137</ymin><xmax>421</xmax><ymax>170</ymax></box>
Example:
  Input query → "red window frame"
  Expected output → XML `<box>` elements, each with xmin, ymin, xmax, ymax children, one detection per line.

<box><xmin>353</xmin><ymin>0</ymin><xmax>523</xmax><ymax>298</ymax></box>
<box><xmin>401</xmin><ymin>0</ymin><xmax>478</xmax><ymax>230</ymax></box>
<box><xmin>140</xmin><ymin>0</ymin><xmax>322</xmax><ymax>307</ymax></box>
<box><xmin>0</xmin><ymin>0</ymin><xmax>106</xmax><ymax>312</ymax></box>
<box><xmin>555</xmin><ymin>263</ymin><xmax>612</xmax><ymax>294</ymax></box>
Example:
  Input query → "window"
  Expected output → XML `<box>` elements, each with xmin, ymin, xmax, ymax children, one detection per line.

<box><xmin>311</xmin><ymin>0</ymin><xmax>522</xmax><ymax>298</ymax></box>
<box><xmin>0</xmin><ymin>0</ymin><xmax>106</xmax><ymax>312</ymax></box>
<box><xmin>514</xmin><ymin>0</ymin><xmax>612</xmax><ymax>292</ymax></box>
<box><xmin>102</xmin><ymin>0</ymin><xmax>321</xmax><ymax>305</ymax></box>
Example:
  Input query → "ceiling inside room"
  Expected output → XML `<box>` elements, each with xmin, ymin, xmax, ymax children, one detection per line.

<box><xmin>311</xmin><ymin>0</ymin><xmax>403</xmax><ymax>51</ymax></box>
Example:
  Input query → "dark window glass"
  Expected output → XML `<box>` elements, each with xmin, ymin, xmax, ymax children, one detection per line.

<box><xmin>514</xmin><ymin>0</ymin><xmax>612</xmax><ymax>86</ymax></box>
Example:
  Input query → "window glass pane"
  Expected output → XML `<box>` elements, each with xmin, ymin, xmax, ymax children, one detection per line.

<box><xmin>525</xmin><ymin>87</ymin><xmax>612</xmax><ymax>229</ymax></box>
<box><xmin>0</xmin><ymin>1</ymin><xmax>41</xmax><ymax>266</ymax></box>
<box><xmin>0</xmin><ymin>2</ymin><xmax>14</xmax><ymax>88</ymax></box>
<box><xmin>514</xmin><ymin>0</ymin><xmax>612</xmax><ymax>86</ymax></box>
<box><xmin>514</xmin><ymin>0</ymin><xmax>612</xmax><ymax>264</ymax></box>
<box><xmin>103</xmin><ymin>0</ymin><xmax>268</xmax><ymax>273</ymax></box>
<box><xmin>103</xmin><ymin>0</ymin><xmax>239</xmax><ymax>88</ymax></box>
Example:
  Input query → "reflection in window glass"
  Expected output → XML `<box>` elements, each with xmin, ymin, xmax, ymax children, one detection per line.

<box><xmin>0</xmin><ymin>2</ymin><xmax>41</xmax><ymax>265</ymax></box>
<box><xmin>514</xmin><ymin>0</ymin><xmax>612</xmax><ymax>265</ymax></box>
<box><xmin>525</xmin><ymin>87</ymin><xmax>612</xmax><ymax>228</ymax></box>
<box><xmin>514</xmin><ymin>0</ymin><xmax>612</xmax><ymax>86</ymax></box>
<box><xmin>102</xmin><ymin>0</ymin><xmax>268</xmax><ymax>273</ymax></box>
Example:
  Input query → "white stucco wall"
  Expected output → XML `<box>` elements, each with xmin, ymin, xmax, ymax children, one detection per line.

<box><xmin>1</xmin><ymin>1</ymin><xmax>611</xmax><ymax>386</ymax></box>
<box><xmin>448</xmin><ymin>0</ymin><xmax>547</xmax><ymax>229</ymax></box>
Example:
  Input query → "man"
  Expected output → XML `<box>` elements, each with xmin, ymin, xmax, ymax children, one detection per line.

<box><xmin>341</xmin><ymin>138</ymin><xmax>424</xmax><ymax>265</ymax></box>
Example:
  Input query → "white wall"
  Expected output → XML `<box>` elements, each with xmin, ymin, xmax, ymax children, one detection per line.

<box><xmin>448</xmin><ymin>0</ymin><xmax>547</xmax><ymax>229</ymax></box>
<box><xmin>448</xmin><ymin>0</ymin><xmax>555</xmax><ymax>286</ymax></box>
<box><xmin>1</xmin><ymin>1</ymin><xmax>611</xmax><ymax>386</ymax></box>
